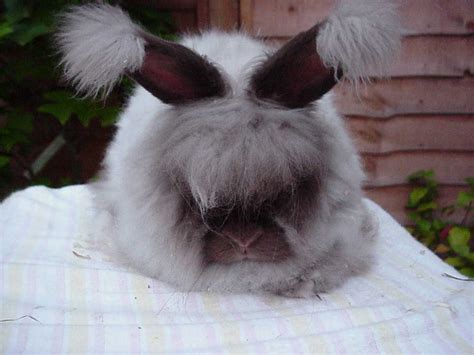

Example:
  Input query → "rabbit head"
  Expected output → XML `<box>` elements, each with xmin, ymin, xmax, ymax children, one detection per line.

<box><xmin>56</xmin><ymin>0</ymin><xmax>400</xmax><ymax>296</ymax></box>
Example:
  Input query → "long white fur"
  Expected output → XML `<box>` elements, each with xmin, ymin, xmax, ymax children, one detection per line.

<box><xmin>56</xmin><ymin>2</ymin><xmax>400</xmax><ymax>296</ymax></box>
<box><xmin>56</xmin><ymin>3</ymin><xmax>145</xmax><ymax>97</ymax></box>
<box><xmin>317</xmin><ymin>0</ymin><xmax>401</xmax><ymax>82</ymax></box>
<box><xmin>96</xmin><ymin>33</ymin><xmax>375</xmax><ymax>296</ymax></box>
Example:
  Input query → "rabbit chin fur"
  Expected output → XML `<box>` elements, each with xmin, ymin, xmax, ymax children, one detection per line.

<box><xmin>95</xmin><ymin>31</ymin><xmax>377</xmax><ymax>297</ymax></box>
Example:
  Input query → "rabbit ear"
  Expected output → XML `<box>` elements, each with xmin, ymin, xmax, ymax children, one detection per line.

<box><xmin>250</xmin><ymin>24</ymin><xmax>338</xmax><ymax>109</ymax></box>
<box><xmin>130</xmin><ymin>34</ymin><xmax>227</xmax><ymax>104</ymax></box>
<box><xmin>250</xmin><ymin>0</ymin><xmax>400</xmax><ymax>108</ymax></box>
<box><xmin>56</xmin><ymin>3</ymin><xmax>226</xmax><ymax>104</ymax></box>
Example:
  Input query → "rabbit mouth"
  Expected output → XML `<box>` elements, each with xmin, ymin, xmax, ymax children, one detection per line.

<box><xmin>202</xmin><ymin>208</ymin><xmax>293</xmax><ymax>264</ymax></box>
<box><xmin>175</xmin><ymin>176</ymin><xmax>319</xmax><ymax>264</ymax></box>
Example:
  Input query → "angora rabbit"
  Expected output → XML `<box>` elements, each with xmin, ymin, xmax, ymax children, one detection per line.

<box><xmin>57</xmin><ymin>0</ymin><xmax>400</xmax><ymax>297</ymax></box>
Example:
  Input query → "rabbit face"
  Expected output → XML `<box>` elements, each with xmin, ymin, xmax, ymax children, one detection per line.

<box><xmin>154</xmin><ymin>97</ymin><xmax>331</xmax><ymax>265</ymax></box>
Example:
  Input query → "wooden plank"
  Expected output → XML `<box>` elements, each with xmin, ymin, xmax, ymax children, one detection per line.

<box><xmin>240</xmin><ymin>0</ymin><xmax>254</xmax><ymax>32</ymax></box>
<box><xmin>334</xmin><ymin>77</ymin><xmax>474</xmax><ymax>117</ymax></box>
<box><xmin>269</xmin><ymin>36</ymin><xmax>474</xmax><ymax>77</ymax></box>
<box><xmin>135</xmin><ymin>0</ymin><xmax>197</xmax><ymax>9</ymax></box>
<box><xmin>196</xmin><ymin>0</ymin><xmax>209</xmax><ymax>28</ymax></box>
<box><xmin>361</xmin><ymin>152</ymin><xmax>474</xmax><ymax>187</ymax></box>
<box><xmin>171</xmin><ymin>10</ymin><xmax>197</xmax><ymax>32</ymax></box>
<box><xmin>251</xmin><ymin>0</ymin><xmax>331</xmax><ymax>36</ymax></box>
<box><xmin>248</xmin><ymin>0</ymin><xmax>474</xmax><ymax>37</ymax></box>
<box><xmin>388</xmin><ymin>36</ymin><xmax>474</xmax><ymax>77</ymax></box>
<box><xmin>209</xmin><ymin>0</ymin><xmax>239</xmax><ymax>30</ymax></box>
<box><xmin>402</xmin><ymin>0</ymin><xmax>474</xmax><ymax>35</ymax></box>
<box><xmin>347</xmin><ymin>115</ymin><xmax>474</xmax><ymax>154</ymax></box>
<box><xmin>364</xmin><ymin>185</ymin><xmax>468</xmax><ymax>224</ymax></box>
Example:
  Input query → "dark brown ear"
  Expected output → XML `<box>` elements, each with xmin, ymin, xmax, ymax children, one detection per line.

<box><xmin>249</xmin><ymin>24</ymin><xmax>341</xmax><ymax>109</ymax></box>
<box><xmin>130</xmin><ymin>35</ymin><xmax>227</xmax><ymax>104</ymax></box>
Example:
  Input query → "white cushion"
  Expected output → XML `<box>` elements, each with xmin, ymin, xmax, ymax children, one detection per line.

<box><xmin>1</xmin><ymin>185</ymin><xmax>472</xmax><ymax>353</ymax></box>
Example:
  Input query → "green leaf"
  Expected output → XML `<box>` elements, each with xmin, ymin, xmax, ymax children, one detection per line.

<box><xmin>12</xmin><ymin>22</ymin><xmax>51</xmax><ymax>45</ymax></box>
<box><xmin>463</xmin><ymin>253</ymin><xmax>474</xmax><ymax>264</ymax></box>
<box><xmin>432</xmin><ymin>219</ymin><xmax>445</xmax><ymax>231</ymax></box>
<box><xmin>407</xmin><ymin>211</ymin><xmax>420</xmax><ymax>222</ymax></box>
<box><xmin>407</xmin><ymin>170</ymin><xmax>437</xmax><ymax>187</ymax></box>
<box><xmin>0</xmin><ymin>22</ymin><xmax>14</xmax><ymax>38</ymax></box>
<box><xmin>39</xmin><ymin>91</ymin><xmax>86</xmax><ymax>125</ymax></box>
<box><xmin>39</xmin><ymin>90</ymin><xmax>119</xmax><ymax>127</ymax></box>
<box><xmin>416</xmin><ymin>219</ymin><xmax>431</xmax><ymax>233</ymax></box>
<box><xmin>38</xmin><ymin>102</ymin><xmax>74</xmax><ymax>125</ymax></box>
<box><xmin>70</xmin><ymin>104</ymin><xmax>96</xmax><ymax>127</ymax></box>
<box><xmin>447</xmin><ymin>227</ymin><xmax>471</xmax><ymax>257</ymax></box>
<box><xmin>0</xmin><ymin>156</ymin><xmax>10</xmax><ymax>168</ymax></box>
<box><xmin>408</xmin><ymin>187</ymin><xmax>429</xmax><ymax>207</ymax></box>
<box><xmin>456</xmin><ymin>191</ymin><xmax>474</xmax><ymax>208</ymax></box>
<box><xmin>416</xmin><ymin>201</ymin><xmax>437</xmax><ymax>212</ymax></box>
<box><xmin>458</xmin><ymin>267</ymin><xmax>474</xmax><ymax>278</ymax></box>
<box><xmin>445</xmin><ymin>257</ymin><xmax>465</xmax><ymax>267</ymax></box>
<box><xmin>98</xmin><ymin>107</ymin><xmax>119</xmax><ymax>127</ymax></box>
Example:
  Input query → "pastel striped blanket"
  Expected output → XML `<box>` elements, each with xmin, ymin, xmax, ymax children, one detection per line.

<box><xmin>1</xmin><ymin>185</ymin><xmax>473</xmax><ymax>353</ymax></box>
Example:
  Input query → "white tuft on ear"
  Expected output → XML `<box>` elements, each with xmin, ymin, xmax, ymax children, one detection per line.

<box><xmin>56</xmin><ymin>3</ymin><xmax>146</xmax><ymax>97</ymax></box>
<box><xmin>317</xmin><ymin>0</ymin><xmax>401</xmax><ymax>83</ymax></box>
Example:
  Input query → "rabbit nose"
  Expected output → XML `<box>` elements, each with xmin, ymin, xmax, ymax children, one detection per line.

<box><xmin>224</xmin><ymin>229</ymin><xmax>264</xmax><ymax>251</ymax></box>
<box><xmin>204</xmin><ymin>222</ymin><xmax>292</xmax><ymax>264</ymax></box>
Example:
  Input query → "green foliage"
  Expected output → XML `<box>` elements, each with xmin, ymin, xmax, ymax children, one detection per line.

<box><xmin>406</xmin><ymin>170</ymin><xmax>474</xmax><ymax>278</ymax></box>
<box><xmin>0</xmin><ymin>1</ymin><xmax>175</xmax><ymax>198</ymax></box>
<box><xmin>0</xmin><ymin>109</ymin><xmax>33</xmax><ymax>151</ymax></box>
<box><xmin>38</xmin><ymin>90</ymin><xmax>119</xmax><ymax>127</ymax></box>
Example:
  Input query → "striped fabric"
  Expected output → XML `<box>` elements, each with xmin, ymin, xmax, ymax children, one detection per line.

<box><xmin>1</xmin><ymin>185</ymin><xmax>473</xmax><ymax>354</ymax></box>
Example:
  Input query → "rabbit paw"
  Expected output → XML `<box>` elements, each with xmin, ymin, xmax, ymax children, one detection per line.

<box><xmin>276</xmin><ymin>271</ymin><xmax>325</xmax><ymax>299</ymax></box>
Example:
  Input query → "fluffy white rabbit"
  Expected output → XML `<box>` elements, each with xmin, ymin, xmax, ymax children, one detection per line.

<box><xmin>57</xmin><ymin>0</ymin><xmax>400</xmax><ymax>297</ymax></box>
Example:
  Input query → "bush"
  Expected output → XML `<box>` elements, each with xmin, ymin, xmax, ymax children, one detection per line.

<box><xmin>0</xmin><ymin>0</ymin><xmax>175</xmax><ymax>199</ymax></box>
<box><xmin>406</xmin><ymin>170</ymin><xmax>474</xmax><ymax>277</ymax></box>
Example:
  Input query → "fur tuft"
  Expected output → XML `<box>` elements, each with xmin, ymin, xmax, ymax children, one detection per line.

<box><xmin>56</xmin><ymin>3</ymin><xmax>146</xmax><ymax>97</ymax></box>
<box><xmin>317</xmin><ymin>0</ymin><xmax>401</xmax><ymax>82</ymax></box>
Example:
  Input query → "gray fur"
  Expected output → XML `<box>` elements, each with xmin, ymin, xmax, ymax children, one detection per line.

<box><xmin>56</xmin><ymin>1</ymin><xmax>400</xmax><ymax>297</ymax></box>
<box><xmin>100</xmin><ymin>89</ymin><xmax>376</xmax><ymax>297</ymax></box>
<box><xmin>56</xmin><ymin>3</ymin><xmax>145</xmax><ymax>97</ymax></box>
<box><xmin>160</xmin><ymin>102</ymin><xmax>325</xmax><ymax>211</ymax></box>
<box><xmin>317</xmin><ymin>0</ymin><xmax>401</xmax><ymax>82</ymax></box>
